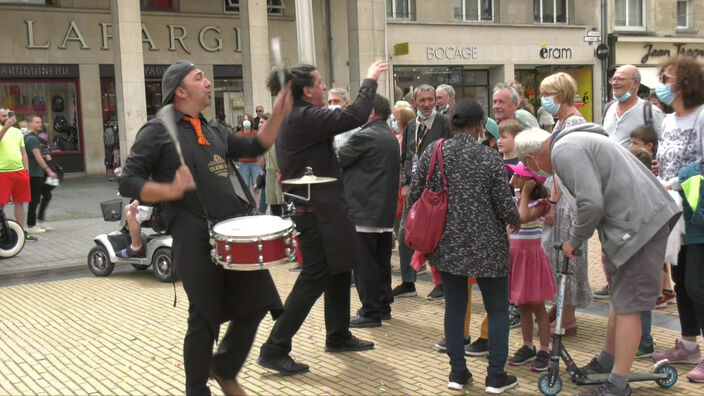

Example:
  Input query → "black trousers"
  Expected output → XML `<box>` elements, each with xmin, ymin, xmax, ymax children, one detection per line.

<box><xmin>184</xmin><ymin>306</ymin><xmax>266</xmax><ymax>395</ymax></box>
<box><xmin>354</xmin><ymin>231</ymin><xmax>393</xmax><ymax>320</ymax></box>
<box><xmin>672</xmin><ymin>244</ymin><xmax>704</xmax><ymax>338</ymax></box>
<box><xmin>27</xmin><ymin>176</ymin><xmax>52</xmax><ymax>227</ymax></box>
<box><xmin>260</xmin><ymin>213</ymin><xmax>352</xmax><ymax>358</ymax></box>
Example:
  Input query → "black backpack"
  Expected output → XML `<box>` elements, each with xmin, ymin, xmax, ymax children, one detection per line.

<box><xmin>603</xmin><ymin>99</ymin><xmax>653</xmax><ymax>126</ymax></box>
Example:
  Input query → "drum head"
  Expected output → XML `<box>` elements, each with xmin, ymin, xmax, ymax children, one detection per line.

<box><xmin>212</xmin><ymin>215</ymin><xmax>293</xmax><ymax>239</ymax></box>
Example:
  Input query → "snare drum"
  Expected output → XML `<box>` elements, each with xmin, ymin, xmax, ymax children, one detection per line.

<box><xmin>210</xmin><ymin>215</ymin><xmax>297</xmax><ymax>270</ymax></box>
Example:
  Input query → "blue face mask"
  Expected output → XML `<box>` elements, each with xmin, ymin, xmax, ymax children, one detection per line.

<box><xmin>655</xmin><ymin>83</ymin><xmax>676</xmax><ymax>105</ymax></box>
<box><xmin>613</xmin><ymin>90</ymin><xmax>631</xmax><ymax>103</ymax></box>
<box><xmin>242</xmin><ymin>120</ymin><xmax>251</xmax><ymax>128</ymax></box>
<box><xmin>417</xmin><ymin>108</ymin><xmax>436</xmax><ymax>120</ymax></box>
<box><xmin>541</xmin><ymin>96</ymin><xmax>560</xmax><ymax>115</ymax></box>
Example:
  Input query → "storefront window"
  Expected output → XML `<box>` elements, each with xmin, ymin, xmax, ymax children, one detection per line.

<box><xmin>0</xmin><ymin>79</ymin><xmax>81</xmax><ymax>152</ymax></box>
<box><xmin>515</xmin><ymin>65</ymin><xmax>594</xmax><ymax>122</ymax></box>
<box><xmin>214</xmin><ymin>78</ymin><xmax>244</xmax><ymax>131</ymax></box>
<box><xmin>223</xmin><ymin>0</ymin><xmax>285</xmax><ymax>15</ymax></box>
<box><xmin>393</xmin><ymin>66</ymin><xmax>489</xmax><ymax>111</ymax></box>
<box><xmin>454</xmin><ymin>0</ymin><xmax>493</xmax><ymax>22</ymax></box>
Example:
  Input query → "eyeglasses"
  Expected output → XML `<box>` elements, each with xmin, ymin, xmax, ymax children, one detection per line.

<box><xmin>608</xmin><ymin>77</ymin><xmax>635</xmax><ymax>84</ymax></box>
<box><xmin>660</xmin><ymin>74</ymin><xmax>675</xmax><ymax>84</ymax></box>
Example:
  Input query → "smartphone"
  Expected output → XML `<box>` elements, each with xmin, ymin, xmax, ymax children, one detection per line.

<box><xmin>8</xmin><ymin>111</ymin><xmax>14</xmax><ymax>118</ymax></box>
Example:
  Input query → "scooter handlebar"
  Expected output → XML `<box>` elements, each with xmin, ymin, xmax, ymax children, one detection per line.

<box><xmin>552</xmin><ymin>243</ymin><xmax>582</xmax><ymax>257</ymax></box>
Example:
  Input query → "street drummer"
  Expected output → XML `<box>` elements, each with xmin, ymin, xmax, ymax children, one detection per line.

<box><xmin>118</xmin><ymin>60</ymin><xmax>293</xmax><ymax>395</ymax></box>
<box><xmin>256</xmin><ymin>60</ymin><xmax>387</xmax><ymax>375</ymax></box>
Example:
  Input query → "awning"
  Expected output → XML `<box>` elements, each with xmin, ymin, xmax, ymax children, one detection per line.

<box><xmin>638</xmin><ymin>67</ymin><xmax>659</xmax><ymax>90</ymax></box>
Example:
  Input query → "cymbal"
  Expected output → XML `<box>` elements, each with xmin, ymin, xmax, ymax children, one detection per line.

<box><xmin>281</xmin><ymin>174</ymin><xmax>337</xmax><ymax>185</ymax></box>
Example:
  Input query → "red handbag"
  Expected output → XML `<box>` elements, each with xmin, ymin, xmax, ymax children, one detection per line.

<box><xmin>404</xmin><ymin>139</ymin><xmax>448</xmax><ymax>254</ymax></box>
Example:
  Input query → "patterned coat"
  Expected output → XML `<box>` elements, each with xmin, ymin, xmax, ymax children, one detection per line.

<box><xmin>409</xmin><ymin>134</ymin><xmax>520</xmax><ymax>277</ymax></box>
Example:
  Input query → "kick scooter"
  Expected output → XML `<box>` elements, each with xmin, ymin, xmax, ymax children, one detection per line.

<box><xmin>537</xmin><ymin>244</ymin><xmax>678</xmax><ymax>395</ymax></box>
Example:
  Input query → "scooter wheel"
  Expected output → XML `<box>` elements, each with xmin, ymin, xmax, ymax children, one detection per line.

<box><xmin>654</xmin><ymin>362</ymin><xmax>678</xmax><ymax>388</ymax></box>
<box><xmin>88</xmin><ymin>245</ymin><xmax>114</xmax><ymax>277</ymax></box>
<box><xmin>152</xmin><ymin>247</ymin><xmax>175</xmax><ymax>283</ymax></box>
<box><xmin>0</xmin><ymin>219</ymin><xmax>25</xmax><ymax>258</ymax></box>
<box><xmin>538</xmin><ymin>373</ymin><xmax>563</xmax><ymax>396</ymax></box>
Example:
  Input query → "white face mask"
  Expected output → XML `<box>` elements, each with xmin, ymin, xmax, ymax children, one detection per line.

<box><xmin>328</xmin><ymin>105</ymin><xmax>342</xmax><ymax>110</ymax></box>
<box><xmin>20</xmin><ymin>127</ymin><xmax>28</xmax><ymax>135</ymax></box>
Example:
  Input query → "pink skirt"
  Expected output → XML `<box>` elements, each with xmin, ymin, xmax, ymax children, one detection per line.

<box><xmin>509</xmin><ymin>238</ymin><xmax>557</xmax><ymax>304</ymax></box>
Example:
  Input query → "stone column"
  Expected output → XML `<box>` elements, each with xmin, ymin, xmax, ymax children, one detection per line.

<box><xmin>111</xmin><ymin>0</ymin><xmax>147</xmax><ymax>165</ymax></box>
<box><xmin>200</xmin><ymin>64</ymin><xmax>215</xmax><ymax>120</ymax></box>
<box><xmin>295</xmin><ymin>0</ymin><xmax>316</xmax><ymax>64</ymax></box>
<box><xmin>78</xmin><ymin>64</ymin><xmax>104</xmax><ymax>176</ymax></box>
<box><xmin>347</xmin><ymin>0</ymin><xmax>388</xmax><ymax>100</ymax></box>
<box><xmin>241</xmin><ymin>0</ymin><xmax>271</xmax><ymax>113</ymax></box>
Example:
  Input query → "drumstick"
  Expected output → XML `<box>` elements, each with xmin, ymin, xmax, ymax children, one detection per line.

<box><xmin>156</xmin><ymin>104</ymin><xmax>185</xmax><ymax>166</ymax></box>
<box><xmin>271</xmin><ymin>37</ymin><xmax>285</xmax><ymax>90</ymax></box>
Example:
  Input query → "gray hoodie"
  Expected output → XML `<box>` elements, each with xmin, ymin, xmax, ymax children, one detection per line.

<box><xmin>550</xmin><ymin>123</ymin><xmax>681</xmax><ymax>268</ymax></box>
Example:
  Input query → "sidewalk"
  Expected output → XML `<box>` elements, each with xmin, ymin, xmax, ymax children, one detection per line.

<box><xmin>0</xmin><ymin>261</ymin><xmax>700</xmax><ymax>395</ymax></box>
<box><xmin>0</xmin><ymin>176</ymin><xmax>117</xmax><ymax>278</ymax></box>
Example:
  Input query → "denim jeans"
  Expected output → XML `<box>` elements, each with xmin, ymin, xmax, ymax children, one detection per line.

<box><xmin>397</xmin><ymin>210</ymin><xmax>416</xmax><ymax>283</ymax></box>
<box><xmin>439</xmin><ymin>271</ymin><xmax>509</xmax><ymax>377</ymax></box>
<box><xmin>238</xmin><ymin>162</ymin><xmax>260</xmax><ymax>189</ymax></box>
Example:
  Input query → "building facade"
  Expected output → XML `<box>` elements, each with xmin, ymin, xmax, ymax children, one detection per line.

<box><xmin>3</xmin><ymin>0</ymin><xmax>693</xmax><ymax>176</ymax></box>
<box><xmin>608</xmin><ymin>0</ymin><xmax>704</xmax><ymax>95</ymax></box>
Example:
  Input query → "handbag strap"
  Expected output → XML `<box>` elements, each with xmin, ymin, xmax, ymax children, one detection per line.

<box><xmin>426</xmin><ymin>138</ymin><xmax>448</xmax><ymax>189</ymax></box>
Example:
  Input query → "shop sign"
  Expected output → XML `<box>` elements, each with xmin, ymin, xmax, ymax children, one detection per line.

<box><xmin>426</xmin><ymin>45</ymin><xmax>478</xmax><ymax>61</ymax></box>
<box><xmin>539</xmin><ymin>47</ymin><xmax>573</xmax><ymax>59</ymax></box>
<box><xmin>24</xmin><ymin>20</ymin><xmax>240</xmax><ymax>53</ymax></box>
<box><xmin>641</xmin><ymin>43</ymin><xmax>704</xmax><ymax>64</ymax></box>
<box><xmin>0</xmin><ymin>64</ymin><xmax>79</xmax><ymax>78</ymax></box>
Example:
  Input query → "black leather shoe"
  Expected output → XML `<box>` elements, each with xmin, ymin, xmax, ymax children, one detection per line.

<box><xmin>325</xmin><ymin>335</ymin><xmax>375</xmax><ymax>353</ymax></box>
<box><xmin>381</xmin><ymin>312</ymin><xmax>392</xmax><ymax>321</ymax></box>
<box><xmin>350</xmin><ymin>315</ymin><xmax>381</xmax><ymax>328</ymax></box>
<box><xmin>256</xmin><ymin>355</ymin><xmax>310</xmax><ymax>376</ymax></box>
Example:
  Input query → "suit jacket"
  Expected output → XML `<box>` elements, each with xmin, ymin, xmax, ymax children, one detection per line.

<box><xmin>338</xmin><ymin>119</ymin><xmax>401</xmax><ymax>228</ymax></box>
<box><xmin>400</xmin><ymin>113</ymin><xmax>452</xmax><ymax>187</ymax></box>
<box><xmin>276</xmin><ymin>79</ymin><xmax>378</xmax><ymax>274</ymax></box>
<box><xmin>253</xmin><ymin>116</ymin><xmax>261</xmax><ymax>131</ymax></box>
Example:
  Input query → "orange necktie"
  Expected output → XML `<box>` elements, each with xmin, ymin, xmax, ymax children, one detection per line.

<box><xmin>183</xmin><ymin>116</ymin><xmax>210</xmax><ymax>146</ymax></box>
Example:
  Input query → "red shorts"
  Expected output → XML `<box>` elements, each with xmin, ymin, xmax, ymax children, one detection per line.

<box><xmin>0</xmin><ymin>170</ymin><xmax>31</xmax><ymax>204</ymax></box>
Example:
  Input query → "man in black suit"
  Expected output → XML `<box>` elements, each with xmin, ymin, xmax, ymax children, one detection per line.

<box><xmin>394</xmin><ymin>85</ymin><xmax>452</xmax><ymax>300</ymax></box>
<box><xmin>257</xmin><ymin>60</ymin><xmax>388</xmax><ymax>376</ymax></box>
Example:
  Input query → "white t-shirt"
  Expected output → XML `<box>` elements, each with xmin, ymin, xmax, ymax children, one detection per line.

<box><xmin>603</xmin><ymin>98</ymin><xmax>665</xmax><ymax>148</ymax></box>
<box><xmin>657</xmin><ymin>105</ymin><xmax>704</xmax><ymax>182</ymax></box>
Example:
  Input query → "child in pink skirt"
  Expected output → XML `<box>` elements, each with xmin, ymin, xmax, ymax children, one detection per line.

<box><xmin>505</xmin><ymin>162</ymin><xmax>556</xmax><ymax>372</ymax></box>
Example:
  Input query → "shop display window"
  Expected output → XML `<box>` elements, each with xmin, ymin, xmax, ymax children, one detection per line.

<box><xmin>141</xmin><ymin>0</ymin><xmax>176</xmax><ymax>11</ymax></box>
<box><xmin>393</xmin><ymin>66</ymin><xmax>489</xmax><ymax>111</ymax></box>
<box><xmin>214</xmin><ymin>78</ymin><xmax>244</xmax><ymax>130</ymax></box>
<box><xmin>0</xmin><ymin>79</ymin><xmax>81</xmax><ymax>153</ymax></box>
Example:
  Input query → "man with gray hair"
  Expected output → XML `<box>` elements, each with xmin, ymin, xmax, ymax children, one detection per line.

<box><xmin>436</xmin><ymin>84</ymin><xmax>456</xmax><ymax>115</ymax></box>
<box><xmin>603</xmin><ymin>64</ymin><xmax>664</xmax><ymax>149</ymax></box>
<box><xmin>492</xmin><ymin>83</ymin><xmax>539</xmax><ymax>128</ymax></box>
<box><xmin>328</xmin><ymin>88</ymin><xmax>360</xmax><ymax>151</ymax></box>
<box><xmin>394</xmin><ymin>84</ymin><xmax>452</xmax><ymax>300</ymax></box>
<box><xmin>515</xmin><ymin>125</ymin><xmax>680</xmax><ymax>396</ymax></box>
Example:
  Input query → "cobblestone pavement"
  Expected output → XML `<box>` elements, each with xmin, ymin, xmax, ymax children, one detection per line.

<box><xmin>0</xmin><ymin>262</ymin><xmax>701</xmax><ymax>396</ymax></box>
<box><xmin>0</xmin><ymin>176</ymin><xmax>694</xmax><ymax>395</ymax></box>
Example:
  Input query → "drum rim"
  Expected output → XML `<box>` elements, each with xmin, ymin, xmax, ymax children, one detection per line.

<box><xmin>212</xmin><ymin>254</ymin><xmax>295</xmax><ymax>270</ymax></box>
<box><xmin>212</xmin><ymin>226</ymin><xmax>296</xmax><ymax>242</ymax></box>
